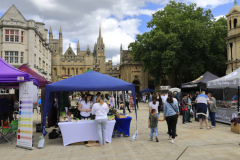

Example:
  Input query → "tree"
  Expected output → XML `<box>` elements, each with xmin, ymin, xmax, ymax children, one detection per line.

<box><xmin>128</xmin><ymin>1</ymin><xmax>227</xmax><ymax>86</ymax></box>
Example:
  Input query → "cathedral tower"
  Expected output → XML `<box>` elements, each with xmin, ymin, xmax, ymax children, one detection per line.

<box><xmin>226</xmin><ymin>0</ymin><xmax>240</xmax><ymax>74</ymax></box>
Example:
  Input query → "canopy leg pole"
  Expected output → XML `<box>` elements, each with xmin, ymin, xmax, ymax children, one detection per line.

<box><xmin>207</xmin><ymin>88</ymin><xmax>208</xmax><ymax>94</ymax></box>
<box><xmin>123</xmin><ymin>91</ymin><xmax>126</xmax><ymax>114</ymax></box>
<box><xmin>238</xmin><ymin>86</ymin><xmax>239</xmax><ymax>113</ymax></box>
<box><xmin>115</xmin><ymin>91</ymin><xmax>117</xmax><ymax>109</ymax></box>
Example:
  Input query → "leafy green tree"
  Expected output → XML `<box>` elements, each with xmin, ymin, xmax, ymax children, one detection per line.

<box><xmin>128</xmin><ymin>1</ymin><xmax>227</xmax><ymax>86</ymax></box>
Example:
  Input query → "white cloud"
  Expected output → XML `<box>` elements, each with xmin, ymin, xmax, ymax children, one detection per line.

<box><xmin>214</xmin><ymin>15</ymin><xmax>226</xmax><ymax>20</ymax></box>
<box><xmin>0</xmin><ymin>0</ymin><xmax>234</xmax><ymax>64</ymax></box>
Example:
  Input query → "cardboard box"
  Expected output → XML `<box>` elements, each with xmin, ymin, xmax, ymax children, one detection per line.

<box><xmin>115</xmin><ymin>114</ymin><xmax>126</xmax><ymax>118</ymax></box>
<box><xmin>231</xmin><ymin>122</ymin><xmax>240</xmax><ymax>134</ymax></box>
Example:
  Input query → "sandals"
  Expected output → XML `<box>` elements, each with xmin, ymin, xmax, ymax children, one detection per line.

<box><xmin>200</xmin><ymin>127</ymin><xmax>203</xmax><ymax>129</ymax></box>
<box><xmin>207</xmin><ymin>126</ymin><xmax>212</xmax><ymax>130</ymax></box>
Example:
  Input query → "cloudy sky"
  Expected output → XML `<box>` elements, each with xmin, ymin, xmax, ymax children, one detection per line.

<box><xmin>0</xmin><ymin>0</ymin><xmax>235</xmax><ymax>64</ymax></box>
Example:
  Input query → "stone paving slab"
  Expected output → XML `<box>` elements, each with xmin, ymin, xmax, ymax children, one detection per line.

<box><xmin>1</xmin><ymin>102</ymin><xmax>240</xmax><ymax>160</ymax></box>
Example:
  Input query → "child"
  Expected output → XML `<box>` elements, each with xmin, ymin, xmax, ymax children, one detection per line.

<box><xmin>148</xmin><ymin>109</ymin><xmax>164</xmax><ymax>142</ymax></box>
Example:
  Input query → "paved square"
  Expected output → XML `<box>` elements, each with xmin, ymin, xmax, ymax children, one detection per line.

<box><xmin>1</xmin><ymin>102</ymin><xmax>239</xmax><ymax>160</ymax></box>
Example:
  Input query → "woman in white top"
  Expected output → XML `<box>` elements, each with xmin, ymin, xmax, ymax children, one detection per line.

<box><xmin>78</xmin><ymin>94</ymin><xmax>93</xmax><ymax>120</ymax></box>
<box><xmin>92</xmin><ymin>97</ymin><xmax>109</xmax><ymax>146</ymax></box>
<box><xmin>149</xmin><ymin>95</ymin><xmax>160</xmax><ymax>125</ymax></box>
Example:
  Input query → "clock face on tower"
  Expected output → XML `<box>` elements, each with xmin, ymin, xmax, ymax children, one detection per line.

<box><xmin>68</xmin><ymin>51</ymin><xmax>71</xmax><ymax>55</ymax></box>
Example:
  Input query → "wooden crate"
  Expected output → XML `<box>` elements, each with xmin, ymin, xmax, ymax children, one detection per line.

<box><xmin>231</xmin><ymin>122</ymin><xmax>240</xmax><ymax>134</ymax></box>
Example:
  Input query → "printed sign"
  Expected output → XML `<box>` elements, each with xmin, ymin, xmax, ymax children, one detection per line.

<box><xmin>17</xmin><ymin>81</ymin><xmax>33</xmax><ymax>149</ymax></box>
<box><xmin>17</xmin><ymin>77</ymin><xmax>24</xmax><ymax>81</ymax></box>
<box><xmin>182</xmin><ymin>84</ymin><xmax>198</xmax><ymax>88</ymax></box>
<box><xmin>207</xmin><ymin>78</ymin><xmax>239</xmax><ymax>88</ymax></box>
<box><xmin>192</xmin><ymin>75</ymin><xmax>203</xmax><ymax>82</ymax></box>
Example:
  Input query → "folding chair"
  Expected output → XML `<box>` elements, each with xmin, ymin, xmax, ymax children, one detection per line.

<box><xmin>0</xmin><ymin>120</ymin><xmax>18</xmax><ymax>144</ymax></box>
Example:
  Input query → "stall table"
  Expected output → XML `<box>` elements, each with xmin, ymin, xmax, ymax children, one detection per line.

<box><xmin>115</xmin><ymin>116</ymin><xmax>132</xmax><ymax>136</ymax></box>
<box><xmin>58</xmin><ymin>120</ymin><xmax>116</xmax><ymax>146</ymax></box>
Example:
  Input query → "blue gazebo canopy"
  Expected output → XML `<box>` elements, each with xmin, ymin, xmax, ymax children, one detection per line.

<box><xmin>140</xmin><ymin>88</ymin><xmax>154</xmax><ymax>93</ymax></box>
<box><xmin>43</xmin><ymin>71</ymin><xmax>137</xmax><ymax>134</ymax></box>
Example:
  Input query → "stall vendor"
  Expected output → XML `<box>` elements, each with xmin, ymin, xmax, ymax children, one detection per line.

<box><xmin>78</xmin><ymin>94</ymin><xmax>93</xmax><ymax>119</ymax></box>
<box><xmin>232</xmin><ymin>91</ymin><xmax>239</xmax><ymax>101</ymax></box>
<box><xmin>67</xmin><ymin>111</ymin><xmax>72</xmax><ymax>122</ymax></box>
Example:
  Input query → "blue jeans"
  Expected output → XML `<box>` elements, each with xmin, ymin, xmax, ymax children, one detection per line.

<box><xmin>182</xmin><ymin>110</ymin><xmax>186</xmax><ymax>123</ymax></box>
<box><xmin>150</xmin><ymin>127</ymin><xmax>158</xmax><ymax>139</ymax></box>
<box><xmin>209</xmin><ymin>112</ymin><xmax>216</xmax><ymax>126</ymax></box>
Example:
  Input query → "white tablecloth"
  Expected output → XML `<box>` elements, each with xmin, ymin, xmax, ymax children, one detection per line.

<box><xmin>58</xmin><ymin>120</ymin><xmax>116</xmax><ymax>146</ymax></box>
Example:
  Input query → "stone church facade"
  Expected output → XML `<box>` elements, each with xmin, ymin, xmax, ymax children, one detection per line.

<box><xmin>51</xmin><ymin>26</ymin><xmax>149</xmax><ymax>92</ymax></box>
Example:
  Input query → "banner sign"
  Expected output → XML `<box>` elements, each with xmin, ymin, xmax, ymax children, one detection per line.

<box><xmin>182</xmin><ymin>84</ymin><xmax>198</xmax><ymax>88</ymax></box>
<box><xmin>17</xmin><ymin>81</ymin><xmax>33</xmax><ymax>149</ymax></box>
<box><xmin>207</xmin><ymin>79</ymin><xmax>239</xmax><ymax>88</ymax></box>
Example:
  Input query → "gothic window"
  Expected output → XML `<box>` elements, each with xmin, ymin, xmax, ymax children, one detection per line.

<box><xmin>68</xmin><ymin>68</ymin><xmax>70</xmax><ymax>75</ymax></box>
<box><xmin>68</xmin><ymin>51</ymin><xmax>71</xmax><ymax>55</ymax></box>
<box><xmin>76</xmin><ymin>68</ymin><xmax>78</xmax><ymax>75</ymax></box>
<box><xmin>229</xmin><ymin>20</ymin><xmax>232</xmax><ymax>29</ymax></box>
<box><xmin>234</xmin><ymin>19</ymin><xmax>237</xmax><ymax>28</ymax></box>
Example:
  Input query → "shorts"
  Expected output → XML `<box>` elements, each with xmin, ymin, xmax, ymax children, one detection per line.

<box><xmin>0</xmin><ymin>112</ymin><xmax>7</xmax><ymax>120</ymax></box>
<box><xmin>197</xmin><ymin>103</ymin><xmax>208</xmax><ymax>119</ymax></box>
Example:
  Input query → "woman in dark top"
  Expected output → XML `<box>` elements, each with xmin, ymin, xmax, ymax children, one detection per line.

<box><xmin>156</xmin><ymin>93</ymin><xmax>162</xmax><ymax>114</ymax></box>
<box><xmin>8</xmin><ymin>95</ymin><xmax>15</xmax><ymax>123</ymax></box>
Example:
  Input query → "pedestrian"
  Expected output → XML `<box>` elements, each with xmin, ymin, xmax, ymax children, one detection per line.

<box><xmin>148</xmin><ymin>109</ymin><xmax>164</xmax><ymax>142</ymax></box>
<box><xmin>156</xmin><ymin>93</ymin><xmax>162</xmax><ymax>114</ymax></box>
<box><xmin>150</xmin><ymin>93</ymin><xmax>152</xmax><ymax>102</ymax></box>
<box><xmin>135</xmin><ymin>93</ymin><xmax>139</xmax><ymax>110</ymax></box>
<box><xmin>8</xmin><ymin>95</ymin><xmax>15</xmax><ymax>123</ymax></box>
<box><xmin>207</xmin><ymin>93</ymin><xmax>217</xmax><ymax>128</ymax></box>
<box><xmin>0</xmin><ymin>95</ymin><xmax>9</xmax><ymax>127</ymax></box>
<box><xmin>125</xmin><ymin>91</ymin><xmax>131</xmax><ymax>113</ymax></box>
<box><xmin>182</xmin><ymin>93</ymin><xmax>188</xmax><ymax>124</ymax></box>
<box><xmin>38</xmin><ymin>96</ymin><xmax>41</xmax><ymax>115</ymax></box>
<box><xmin>110</xmin><ymin>95</ymin><xmax>114</xmax><ymax>108</ymax></box>
<box><xmin>164</xmin><ymin>92</ymin><xmax>179</xmax><ymax>144</ymax></box>
<box><xmin>186</xmin><ymin>93</ymin><xmax>192</xmax><ymax>123</ymax></box>
<box><xmin>195</xmin><ymin>91</ymin><xmax>211</xmax><ymax>129</ymax></box>
<box><xmin>92</xmin><ymin>97</ymin><xmax>109</xmax><ymax>146</ymax></box>
<box><xmin>161</xmin><ymin>92</ymin><xmax>168</xmax><ymax>109</ymax></box>
<box><xmin>129</xmin><ymin>94</ymin><xmax>134</xmax><ymax>110</ymax></box>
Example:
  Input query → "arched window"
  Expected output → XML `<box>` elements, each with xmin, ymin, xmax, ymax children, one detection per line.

<box><xmin>76</xmin><ymin>68</ymin><xmax>78</xmax><ymax>75</ymax></box>
<box><xmin>229</xmin><ymin>20</ymin><xmax>232</xmax><ymax>29</ymax></box>
<box><xmin>234</xmin><ymin>19</ymin><xmax>237</xmax><ymax>28</ymax></box>
<box><xmin>68</xmin><ymin>68</ymin><xmax>70</xmax><ymax>75</ymax></box>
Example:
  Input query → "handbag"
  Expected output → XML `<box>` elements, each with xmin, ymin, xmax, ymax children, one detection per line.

<box><xmin>169</xmin><ymin>103</ymin><xmax>179</xmax><ymax>117</ymax></box>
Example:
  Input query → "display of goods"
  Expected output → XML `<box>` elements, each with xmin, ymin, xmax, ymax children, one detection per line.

<box><xmin>108</xmin><ymin>115</ymin><xmax>115</xmax><ymax>121</ymax></box>
<box><xmin>231</xmin><ymin>118</ymin><xmax>240</xmax><ymax>126</ymax></box>
<box><xmin>216</xmin><ymin>101</ymin><xmax>232</xmax><ymax>108</ymax></box>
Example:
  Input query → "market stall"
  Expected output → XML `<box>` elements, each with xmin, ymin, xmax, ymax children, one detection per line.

<box><xmin>18</xmin><ymin>64</ymin><xmax>51</xmax><ymax>129</ymax></box>
<box><xmin>0</xmin><ymin>57</ymin><xmax>39</xmax><ymax>149</ymax></box>
<box><xmin>42</xmin><ymin>71</ymin><xmax>137</xmax><ymax>145</ymax></box>
<box><xmin>58</xmin><ymin>120</ymin><xmax>116</xmax><ymax>146</ymax></box>
<box><xmin>207</xmin><ymin>67</ymin><xmax>240</xmax><ymax>124</ymax></box>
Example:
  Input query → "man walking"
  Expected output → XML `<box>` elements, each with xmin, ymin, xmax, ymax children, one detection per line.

<box><xmin>195</xmin><ymin>91</ymin><xmax>211</xmax><ymax>129</ymax></box>
<box><xmin>207</xmin><ymin>93</ymin><xmax>217</xmax><ymax>128</ymax></box>
<box><xmin>125</xmin><ymin>91</ymin><xmax>131</xmax><ymax>113</ymax></box>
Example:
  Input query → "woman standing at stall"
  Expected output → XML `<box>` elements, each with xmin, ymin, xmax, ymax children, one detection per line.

<box><xmin>92</xmin><ymin>97</ymin><xmax>109</xmax><ymax>146</ymax></box>
<box><xmin>110</xmin><ymin>95</ymin><xmax>114</xmax><ymax>108</ymax></box>
<box><xmin>78</xmin><ymin>94</ymin><xmax>93</xmax><ymax>120</ymax></box>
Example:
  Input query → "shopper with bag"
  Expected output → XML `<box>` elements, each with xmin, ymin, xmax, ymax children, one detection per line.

<box><xmin>186</xmin><ymin>93</ymin><xmax>192</xmax><ymax>123</ymax></box>
<box><xmin>164</xmin><ymin>92</ymin><xmax>179</xmax><ymax>144</ymax></box>
<box><xmin>182</xmin><ymin>93</ymin><xmax>188</xmax><ymax>124</ymax></box>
